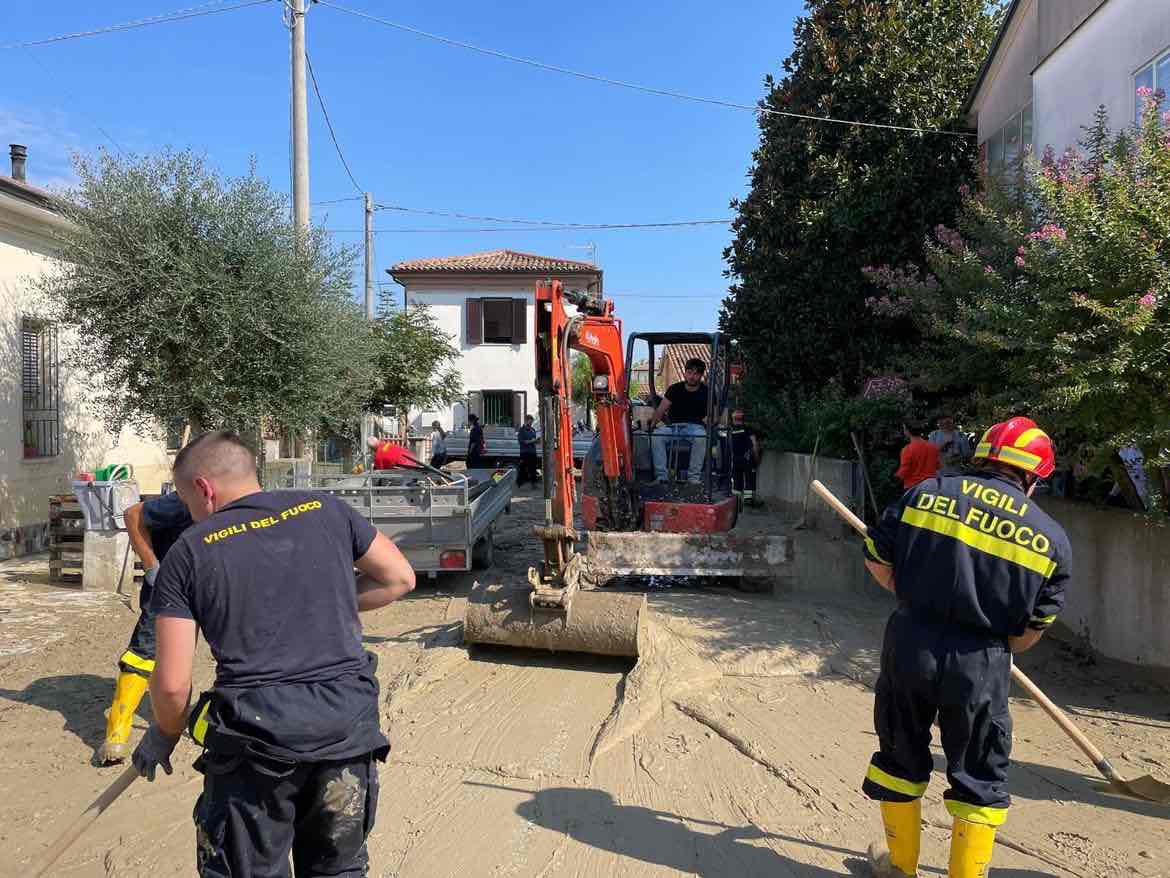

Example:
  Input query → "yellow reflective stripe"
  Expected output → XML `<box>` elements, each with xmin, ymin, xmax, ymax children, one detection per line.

<box><xmin>866</xmin><ymin>764</ymin><xmax>929</xmax><ymax>798</ymax></box>
<box><xmin>995</xmin><ymin>445</ymin><xmax>1042</xmax><ymax>471</ymax></box>
<box><xmin>901</xmin><ymin>507</ymin><xmax>1057</xmax><ymax>577</ymax></box>
<box><xmin>947</xmin><ymin>799</ymin><xmax>1009</xmax><ymax>826</ymax></box>
<box><xmin>864</xmin><ymin>536</ymin><xmax>891</xmax><ymax>566</ymax></box>
<box><xmin>1013</xmin><ymin>428</ymin><xmax>1046</xmax><ymax>448</ymax></box>
<box><xmin>119</xmin><ymin>651</ymin><xmax>156</xmax><ymax>674</ymax></box>
<box><xmin>192</xmin><ymin>700</ymin><xmax>211</xmax><ymax>746</ymax></box>
<box><xmin>1031</xmin><ymin>613</ymin><xmax>1057</xmax><ymax>626</ymax></box>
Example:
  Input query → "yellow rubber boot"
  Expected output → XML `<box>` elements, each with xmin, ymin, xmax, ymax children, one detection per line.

<box><xmin>99</xmin><ymin>671</ymin><xmax>149</xmax><ymax>764</ymax></box>
<box><xmin>868</xmin><ymin>800</ymin><xmax>921</xmax><ymax>876</ymax></box>
<box><xmin>948</xmin><ymin>817</ymin><xmax>996</xmax><ymax>878</ymax></box>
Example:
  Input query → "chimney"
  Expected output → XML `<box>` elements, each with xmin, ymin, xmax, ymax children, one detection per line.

<box><xmin>10</xmin><ymin>144</ymin><xmax>28</xmax><ymax>182</ymax></box>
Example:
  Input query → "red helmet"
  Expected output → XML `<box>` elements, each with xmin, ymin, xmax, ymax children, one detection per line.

<box><xmin>973</xmin><ymin>417</ymin><xmax>1056</xmax><ymax>479</ymax></box>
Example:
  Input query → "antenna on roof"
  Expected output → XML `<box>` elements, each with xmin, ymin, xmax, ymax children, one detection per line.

<box><xmin>566</xmin><ymin>242</ymin><xmax>598</xmax><ymax>266</ymax></box>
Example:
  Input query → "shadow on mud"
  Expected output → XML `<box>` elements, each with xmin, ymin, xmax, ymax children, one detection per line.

<box><xmin>0</xmin><ymin>673</ymin><xmax>150</xmax><ymax>758</ymax></box>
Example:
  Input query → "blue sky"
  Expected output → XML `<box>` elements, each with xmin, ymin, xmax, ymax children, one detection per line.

<box><xmin>3</xmin><ymin>0</ymin><xmax>801</xmax><ymax>336</ymax></box>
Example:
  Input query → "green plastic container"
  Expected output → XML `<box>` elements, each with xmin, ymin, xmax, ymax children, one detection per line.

<box><xmin>94</xmin><ymin>463</ymin><xmax>133</xmax><ymax>482</ymax></box>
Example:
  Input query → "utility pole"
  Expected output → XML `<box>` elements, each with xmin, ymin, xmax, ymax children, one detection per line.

<box><xmin>290</xmin><ymin>0</ymin><xmax>310</xmax><ymax>230</ymax></box>
<box><xmin>364</xmin><ymin>192</ymin><xmax>375</xmax><ymax>319</ymax></box>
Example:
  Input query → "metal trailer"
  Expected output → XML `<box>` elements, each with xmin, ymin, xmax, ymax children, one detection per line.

<box><xmin>281</xmin><ymin>467</ymin><xmax>517</xmax><ymax>577</ymax></box>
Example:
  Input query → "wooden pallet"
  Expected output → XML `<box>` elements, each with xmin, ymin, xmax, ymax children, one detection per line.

<box><xmin>48</xmin><ymin>493</ymin><xmax>153</xmax><ymax>587</ymax></box>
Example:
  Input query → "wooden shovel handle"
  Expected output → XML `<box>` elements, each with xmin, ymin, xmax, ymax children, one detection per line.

<box><xmin>30</xmin><ymin>764</ymin><xmax>140</xmax><ymax>878</ymax></box>
<box><xmin>809</xmin><ymin>478</ymin><xmax>1118</xmax><ymax>780</ymax></box>
<box><xmin>1006</xmin><ymin>664</ymin><xmax>1109</xmax><ymax>767</ymax></box>
<box><xmin>811</xmin><ymin>480</ymin><xmax>868</xmax><ymax>535</ymax></box>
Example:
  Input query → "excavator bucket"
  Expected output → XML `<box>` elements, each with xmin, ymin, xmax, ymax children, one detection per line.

<box><xmin>583</xmin><ymin>531</ymin><xmax>793</xmax><ymax>584</ymax></box>
<box><xmin>464</xmin><ymin>581</ymin><xmax>646</xmax><ymax>657</ymax></box>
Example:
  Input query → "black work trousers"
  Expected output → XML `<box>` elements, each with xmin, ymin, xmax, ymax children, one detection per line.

<box><xmin>518</xmin><ymin>453</ymin><xmax>540</xmax><ymax>485</ymax></box>
<box><xmin>732</xmin><ymin>464</ymin><xmax>757</xmax><ymax>494</ymax></box>
<box><xmin>862</xmin><ymin>608</ymin><xmax>1013</xmax><ymax>827</ymax></box>
<box><xmin>118</xmin><ymin>580</ymin><xmax>157</xmax><ymax>676</ymax></box>
<box><xmin>193</xmin><ymin>751</ymin><xmax>379</xmax><ymax>877</ymax></box>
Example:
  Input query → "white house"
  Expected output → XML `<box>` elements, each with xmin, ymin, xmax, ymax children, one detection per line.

<box><xmin>388</xmin><ymin>249</ymin><xmax>602</xmax><ymax>432</ymax></box>
<box><xmin>965</xmin><ymin>0</ymin><xmax>1170</xmax><ymax>170</ymax></box>
<box><xmin>1</xmin><ymin>146</ymin><xmax>171</xmax><ymax>558</ymax></box>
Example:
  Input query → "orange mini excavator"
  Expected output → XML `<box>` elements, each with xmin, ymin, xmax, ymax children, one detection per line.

<box><xmin>463</xmin><ymin>280</ymin><xmax>790</xmax><ymax>658</ymax></box>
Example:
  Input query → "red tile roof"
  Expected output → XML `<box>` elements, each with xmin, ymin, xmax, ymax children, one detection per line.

<box><xmin>390</xmin><ymin>249</ymin><xmax>601</xmax><ymax>274</ymax></box>
<box><xmin>658</xmin><ymin>343</ymin><xmax>713</xmax><ymax>389</ymax></box>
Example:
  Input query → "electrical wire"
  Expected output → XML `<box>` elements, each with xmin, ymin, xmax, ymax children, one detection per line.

<box><xmin>2</xmin><ymin>0</ymin><xmax>273</xmax><ymax>50</ymax></box>
<box><xmin>326</xmin><ymin>219</ymin><xmax>732</xmax><ymax>233</ymax></box>
<box><xmin>305</xmin><ymin>51</ymin><xmax>364</xmax><ymax>193</ymax></box>
<box><xmin>318</xmin><ymin>0</ymin><xmax>975</xmax><ymax>138</ymax></box>
<box><xmin>24</xmin><ymin>50</ymin><xmax>126</xmax><ymax>155</ymax></box>
<box><xmin>313</xmin><ymin>195</ymin><xmax>365</xmax><ymax>205</ymax></box>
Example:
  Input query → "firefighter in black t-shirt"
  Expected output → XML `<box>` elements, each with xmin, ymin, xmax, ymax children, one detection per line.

<box><xmin>132</xmin><ymin>431</ymin><xmax>415</xmax><ymax>877</ymax></box>
<box><xmin>861</xmin><ymin>417</ymin><xmax>1071</xmax><ymax>878</ymax></box>
<box><xmin>729</xmin><ymin>407</ymin><xmax>760</xmax><ymax>507</ymax></box>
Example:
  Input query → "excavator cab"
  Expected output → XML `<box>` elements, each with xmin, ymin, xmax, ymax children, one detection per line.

<box><xmin>580</xmin><ymin>331</ymin><xmax>738</xmax><ymax>534</ymax></box>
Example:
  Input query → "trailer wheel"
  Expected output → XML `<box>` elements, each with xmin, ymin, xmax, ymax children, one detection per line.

<box><xmin>472</xmin><ymin>526</ymin><xmax>495</xmax><ymax>570</ymax></box>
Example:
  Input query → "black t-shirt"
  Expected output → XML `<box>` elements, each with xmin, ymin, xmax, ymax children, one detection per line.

<box><xmin>864</xmin><ymin>472</ymin><xmax>1071</xmax><ymax>638</ymax></box>
<box><xmin>468</xmin><ymin>424</ymin><xmax>485</xmax><ymax>458</ymax></box>
<box><xmin>730</xmin><ymin>426</ymin><xmax>756</xmax><ymax>464</ymax></box>
<box><xmin>142</xmin><ymin>490</ymin><xmax>193</xmax><ymax>561</ymax></box>
<box><xmin>151</xmin><ymin>490</ymin><xmax>387</xmax><ymax>760</ymax></box>
<box><xmin>665</xmin><ymin>381</ymin><xmax>709</xmax><ymax>424</ymax></box>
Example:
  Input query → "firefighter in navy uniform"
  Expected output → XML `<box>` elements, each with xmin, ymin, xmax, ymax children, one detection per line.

<box><xmin>729</xmin><ymin>407</ymin><xmax>760</xmax><ymax>507</ymax></box>
<box><xmin>132</xmin><ymin>431</ymin><xmax>415</xmax><ymax>877</ymax></box>
<box><xmin>99</xmin><ymin>489</ymin><xmax>193</xmax><ymax>764</ymax></box>
<box><xmin>860</xmin><ymin>417</ymin><xmax>1071</xmax><ymax>878</ymax></box>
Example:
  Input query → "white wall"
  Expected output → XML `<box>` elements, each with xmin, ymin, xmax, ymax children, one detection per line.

<box><xmin>1034</xmin><ymin>0</ymin><xmax>1170</xmax><ymax>155</ymax></box>
<box><xmin>974</xmin><ymin>0</ymin><xmax>1039</xmax><ymax>143</ymax></box>
<box><xmin>0</xmin><ymin>199</ymin><xmax>172</xmax><ymax>546</ymax></box>
<box><xmin>403</xmin><ymin>285</ymin><xmax>536</xmax><ymax>431</ymax></box>
<box><xmin>402</xmin><ymin>275</ymin><xmax>595</xmax><ymax>431</ymax></box>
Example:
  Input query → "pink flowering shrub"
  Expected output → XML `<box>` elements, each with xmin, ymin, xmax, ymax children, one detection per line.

<box><xmin>864</xmin><ymin>97</ymin><xmax>1170</xmax><ymax>453</ymax></box>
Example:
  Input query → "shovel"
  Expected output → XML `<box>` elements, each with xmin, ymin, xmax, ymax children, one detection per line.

<box><xmin>810</xmin><ymin>478</ymin><xmax>1170</xmax><ymax>805</ymax></box>
<box><xmin>29</xmin><ymin>764</ymin><xmax>140</xmax><ymax>877</ymax></box>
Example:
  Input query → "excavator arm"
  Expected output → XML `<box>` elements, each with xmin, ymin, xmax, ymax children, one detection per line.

<box><xmin>531</xmin><ymin>280</ymin><xmax>634</xmax><ymax>606</ymax></box>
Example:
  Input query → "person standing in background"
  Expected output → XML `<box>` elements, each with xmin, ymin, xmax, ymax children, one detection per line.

<box><xmin>429</xmin><ymin>421</ymin><xmax>449</xmax><ymax>469</ymax></box>
<box><xmin>467</xmin><ymin>414</ymin><xmax>486</xmax><ymax>470</ymax></box>
<box><xmin>896</xmin><ymin>421</ymin><xmax>940</xmax><ymax>491</ymax></box>
<box><xmin>516</xmin><ymin>414</ymin><xmax>539</xmax><ymax>487</ymax></box>
<box><xmin>929</xmin><ymin>415</ymin><xmax>972</xmax><ymax>474</ymax></box>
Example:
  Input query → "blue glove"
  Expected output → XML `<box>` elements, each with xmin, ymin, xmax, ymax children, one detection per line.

<box><xmin>132</xmin><ymin>725</ymin><xmax>180</xmax><ymax>781</ymax></box>
<box><xmin>144</xmin><ymin>564</ymin><xmax>160</xmax><ymax>587</ymax></box>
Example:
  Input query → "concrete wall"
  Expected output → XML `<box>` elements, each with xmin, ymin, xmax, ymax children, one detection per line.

<box><xmin>1034</xmin><ymin>0</ymin><xmax>1170</xmax><ymax>155</ymax></box>
<box><xmin>1043</xmin><ymin>498</ymin><xmax>1170</xmax><ymax>669</ymax></box>
<box><xmin>1</xmin><ymin>196</ymin><xmax>172</xmax><ymax>557</ymax></box>
<box><xmin>756</xmin><ymin>451</ymin><xmax>877</xmax><ymax>598</ymax></box>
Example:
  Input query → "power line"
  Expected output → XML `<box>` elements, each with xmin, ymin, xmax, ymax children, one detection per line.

<box><xmin>1</xmin><ymin>0</ymin><xmax>273</xmax><ymax>50</ymax></box>
<box><xmin>318</xmin><ymin>0</ymin><xmax>974</xmax><ymax>138</ymax></box>
<box><xmin>326</xmin><ymin>219</ymin><xmax>732</xmax><ymax>233</ymax></box>
<box><xmin>313</xmin><ymin>195</ymin><xmax>365</xmax><ymax>205</ymax></box>
<box><xmin>24</xmin><ymin>50</ymin><xmax>126</xmax><ymax>155</ymax></box>
<box><xmin>305</xmin><ymin>51</ymin><xmax>363</xmax><ymax>193</ymax></box>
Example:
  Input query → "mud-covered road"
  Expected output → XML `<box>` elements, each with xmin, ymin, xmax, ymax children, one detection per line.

<box><xmin>2</xmin><ymin>490</ymin><xmax>1168</xmax><ymax>877</ymax></box>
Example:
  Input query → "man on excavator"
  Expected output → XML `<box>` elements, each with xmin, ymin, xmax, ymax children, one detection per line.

<box><xmin>648</xmin><ymin>357</ymin><xmax>709</xmax><ymax>483</ymax></box>
<box><xmin>860</xmin><ymin>417</ymin><xmax>1072</xmax><ymax>878</ymax></box>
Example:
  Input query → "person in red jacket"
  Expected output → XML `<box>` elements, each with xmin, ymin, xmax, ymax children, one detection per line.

<box><xmin>367</xmin><ymin>436</ymin><xmax>419</xmax><ymax>470</ymax></box>
<box><xmin>895</xmin><ymin>421</ymin><xmax>940</xmax><ymax>491</ymax></box>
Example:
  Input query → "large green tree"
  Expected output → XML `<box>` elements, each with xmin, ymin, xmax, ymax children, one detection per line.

<box><xmin>366</xmin><ymin>292</ymin><xmax>463</xmax><ymax>417</ymax></box>
<box><xmin>35</xmin><ymin>149</ymin><xmax>374</xmax><ymax>440</ymax></box>
<box><xmin>722</xmin><ymin>0</ymin><xmax>1000</xmax><ymax>438</ymax></box>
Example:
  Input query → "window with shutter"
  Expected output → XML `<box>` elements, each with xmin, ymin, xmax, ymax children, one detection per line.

<box><xmin>466</xmin><ymin>298</ymin><xmax>483</xmax><ymax>345</ymax></box>
<box><xmin>482</xmin><ymin>299</ymin><xmax>514</xmax><ymax>343</ymax></box>
<box><xmin>511</xmin><ymin>299</ymin><xmax>527</xmax><ymax>344</ymax></box>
